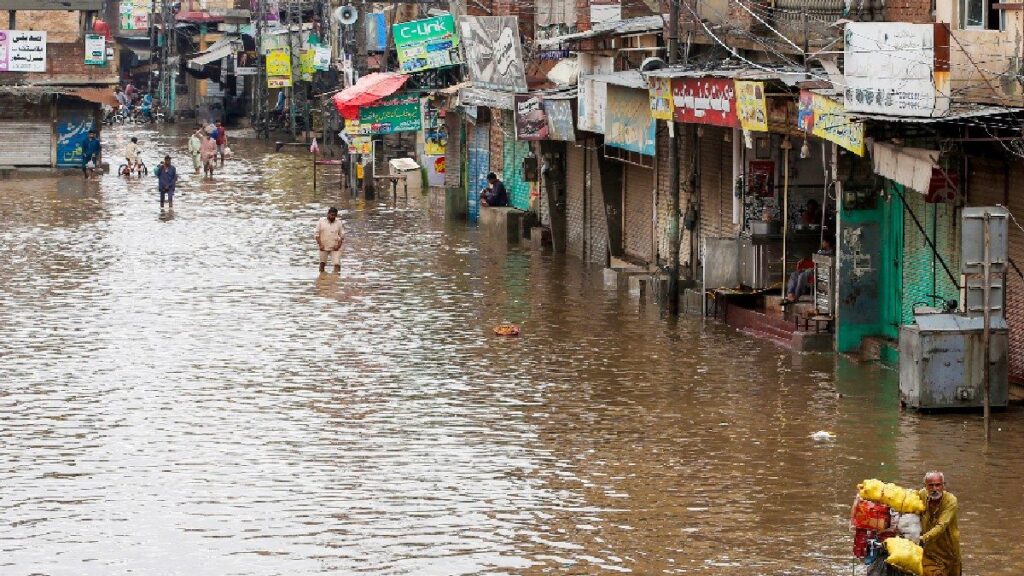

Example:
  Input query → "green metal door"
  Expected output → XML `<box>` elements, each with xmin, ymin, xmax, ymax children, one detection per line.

<box><xmin>880</xmin><ymin>187</ymin><xmax>903</xmax><ymax>340</ymax></box>
<box><xmin>502</xmin><ymin>112</ymin><xmax>531</xmax><ymax>211</ymax></box>
<box><xmin>898</xmin><ymin>184</ymin><xmax>960</xmax><ymax>324</ymax></box>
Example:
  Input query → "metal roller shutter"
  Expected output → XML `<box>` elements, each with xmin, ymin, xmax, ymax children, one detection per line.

<box><xmin>623</xmin><ymin>164</ymin><xmax>654</xmax><ymax>264</ymax></box>
<box><xmin>0</xmin><ymin>121</ymin><xmax>52</xmax><ymax>166</ymax></box>
<box><xmin>467</xmin><ymin>122</ymin><xmax>490</xmax><ymax>223</ymax></box>
<box><xmin>699</xmin><ymin>126</ymin><xmax>735</xmax><ymax>240</ymax></box>
<box><xmin>566</xmin><ymin>145</ymin><xmax>585</xmax><ymax>259</ymax></box>
<box><xmin>1005</xmin><ymin>163</ymin><xmax>1024</xmax><ymax>383</ymax></box>
<box><xmin>587</xmin><ymin>146</ymin><xmax>609</xmax><ymax>264</ymax></box>
<box><xmin>899</xmin><ymin>185</ymin><xmax>960</xmax><ymax>324</ymax></box>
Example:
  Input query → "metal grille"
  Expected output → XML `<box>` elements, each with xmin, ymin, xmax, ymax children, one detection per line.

<box><xmin>900</xmin><ymin>186</ymin><xmax>961</xmax><ymax>324</ymax></box>
<box><xmin>624</xmin><ymin>164</ymin><xmax>655</xmax><ymax>264</ymax></box>
<box><xmin>502</xmin><ymin>132</ymin><xmax>531</xmax><ymax>211</ymax></box>
<box><xmin>587</xmin><ymin>145</ymin><xmax>609</xmax><ymax>265</ymax></box>
<box><xmin>699</xmin><ymin>126</ymin><xmax>736</xmax><ymax>240</ymax></box>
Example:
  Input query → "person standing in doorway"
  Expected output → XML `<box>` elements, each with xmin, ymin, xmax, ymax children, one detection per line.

<box><xmin>188</xmin><ymin>128</ymin><xmax>204</xmax><ymax>175</ymax></box>
<box><xmin>315</xmin><ymin>207</ymin><xmax>345</xmax><ymax>273</ymax></box>
<box><xmin>82</xmin><ymin>131</ymin><xmax>101</xmax><ymax>179</ymax></box>
<box><xmin>155</xmin><ymin>155</ymin><xmax>178</xmax><ymax>208</ymax></box>
<box><xmin>200</xmin><ymin>134</ymin><xmax>218</xmax><ymax>178</ymax></box>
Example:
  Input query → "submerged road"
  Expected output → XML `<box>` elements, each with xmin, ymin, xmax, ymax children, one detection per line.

<box><xmin>1</xmin><ymin>124</ymin><xmax>1022</xmax><ymax>575</ymax></box>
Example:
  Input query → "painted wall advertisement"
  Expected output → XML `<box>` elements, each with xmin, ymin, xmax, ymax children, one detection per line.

<box><xmin>514</xmin><ymin>94</ymin><xmax>549</xmax><ymax>140</ymax></box>
<box><xmin>459</xmin><ymin>16</ymin><xmax>527</xmax><ymax>92</ymax></box>
<box><xmin>0</xmin><ymin>30</ymin><xmax>47</xmax><ymax>72</ymax></box>
<box><xmin>672</xmin><ymin>78</ymin><xmax>737</xmax><ymax>127</ymax></box>
<box><xmin>423</xmin><ymin>98</ymin><xmax>447</xmax><ymax>155</ymax></box>
<box><xmin>394</xmin><ymin>15</ymin><xmax>460</xmax><ymax>74</ymax></box>
<box><xmin>647</xmin><ymin>77</ymin><xmax>673</xmax><ymax>121</ymax></box>
<box><xmin>423</xmin><ymin>154</ymin><xmax>446</xmax><ymax>187</ymax></box>
<box><xmin>120</xmin><ymin>0</ymin><xmax>154</xmax><ymax>31</ymax></box>
<box><xmin>577</xmin><ymin>53</ymin><xmax>614</xmax><ymax>134</ymax></box>
<box><xmin>734</xmin><ymin>80</ymin><xmax>768</xmax><ymax>131</ymax></box>
<box><xmin>544</xmin><ymin>100</ymin><xmax>575</xmax><ymax>141</ymax></box>
<box><xmin>798</xmin><ymin>90</ymin><xmax>865</xmax><ymax>155</ymax></box>
<box><xmin>266</xmin><ymin>48</ymin><xmax>291</xmax><ymax>88</ymax></box>
<box><xmin>605</xmin><ymin>85</ymin><xmax>655</xmax><ymax>156</ymax></box>
<box><xmin>844</xmin><ymin>22</ymin><xmax>949</xmax><ymax>117</ymax></box>
<box><xmin>360</xmin><ymin>93</ymin><xmax>422</xmax><ymax>134</ymax></box>
<box><xmin>85</xmin><ymin>34</ymin><xmax>105</xmax><ymax>66</ymax></box>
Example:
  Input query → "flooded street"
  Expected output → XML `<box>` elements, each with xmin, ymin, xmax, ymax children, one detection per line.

<box><xmin>3</xmin><ymin>125</ymin><xmax>1024</xmax><ymax>575</ymax></box>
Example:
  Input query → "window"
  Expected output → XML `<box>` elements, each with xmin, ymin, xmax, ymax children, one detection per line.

<box><xmin>962</xmin><ymin>0</ymin><xmax>1005</xmax><ymax>30</ymax></box>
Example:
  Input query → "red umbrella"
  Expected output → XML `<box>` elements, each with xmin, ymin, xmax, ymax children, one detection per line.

<box><xmin>332</xmin><ymin>72</ymin><xmax>410</xmax><ymax>120</ymax></box>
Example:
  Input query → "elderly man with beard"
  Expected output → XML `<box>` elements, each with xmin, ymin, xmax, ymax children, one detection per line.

<box><xmin>918</xmin><ymin>471</ymin><xmax>961</xmax><ymax>576</ymax></box>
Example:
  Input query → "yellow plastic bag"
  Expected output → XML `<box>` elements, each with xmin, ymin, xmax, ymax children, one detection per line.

<box><xmin>885</xmin><ymin>536</ymin><xmax>924</xmax><ymax>576</ymax></box>
<box><xmin>857</xmin><ymin>479</ymin><xmax>926</xmax><ymax>514</ymax></box>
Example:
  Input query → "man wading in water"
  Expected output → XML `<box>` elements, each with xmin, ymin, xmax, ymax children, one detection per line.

<box><xmin>315</xmin><ymin>207</ymin><xmax>345</xmax><ymax>273</ymax></box>
<box><xmin>918</xmin><ymin>471</ymin><xmax>961</xmax><ymax>576</ymax></box>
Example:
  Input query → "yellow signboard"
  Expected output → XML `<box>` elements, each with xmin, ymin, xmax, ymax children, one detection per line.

<box><xmin>266</xmin><ymin>48</ymin><xmax>290</xmax><ymax>76</ymax></box>
<box><xmin>647</xmin><ymin>77</ymin><xmax>673</xmax><ymax>121</ymax></box>
<box><xmin>804</xmin><ymin>91</ymin><xmax>865</xmax><ymax>156</ymax></box>
<box><xmin>735</xmin><ymin>80</ymin><xmax>768</xmax><ymax>132</ymax></box>
<box><xmin>300</xmin><ymin>49</ymin><xmax>315</xmax><ymax>81</ymax></box>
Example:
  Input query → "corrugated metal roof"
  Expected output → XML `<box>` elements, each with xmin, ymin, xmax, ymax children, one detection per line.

<box><xmin>188</xmin><ymin>39</ymin><xmax>238</xmax><ymax>68</ymax></box>
<box><xmin>582</xmin><ymin>70</ymin><xmax>646</xmax><ymax>89</ymax></box>
<box><xmin>537</xmin><ymin>15</ymin><xmax>665</xmax><ymax>47</ymax></box>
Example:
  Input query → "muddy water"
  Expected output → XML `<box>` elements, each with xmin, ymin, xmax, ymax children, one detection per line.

<box><xmin>1</xmin><ymin>125</ymin><xmax>1022</xmax><ymax>575</ymax></box>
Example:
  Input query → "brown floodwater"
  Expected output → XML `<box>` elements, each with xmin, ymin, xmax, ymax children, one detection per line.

<box><xmin>1</xmin><ymin>124</ymin><xmax>1022</xmax><ymax>575</ymax></box>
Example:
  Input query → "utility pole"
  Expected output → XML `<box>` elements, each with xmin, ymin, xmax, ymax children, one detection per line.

<box><xmin>253</xmin><ymin>0</ymin><xmax>267</xmax><ymax>137</ymax></box>
<box><xmin>666</xmin><ymin>0</ymin><xmax>681</xmax><ymax>315</ymax></box>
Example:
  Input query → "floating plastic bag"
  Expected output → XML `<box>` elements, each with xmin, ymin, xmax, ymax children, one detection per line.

<box><xmin>851</xmin><ymin>496</ymin><xmax>890</xmax><ymax>531</ymax></box>
<box><xmin>885</xmin><ymin>536</ymin><xmax>923</xmax><ymax>576</ymax></box>
<box><xmin>897</xmin><ymin>513</ymin><xmax>922</xmax><ymax>542</ymax></box>
<box><xmin>858</xmin><ymin>479</ymin><xmax>926</xmax><ymax>514</ymax></box>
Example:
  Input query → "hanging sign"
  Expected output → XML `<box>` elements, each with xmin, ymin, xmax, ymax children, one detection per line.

<box><xmin>0</xmin><ymin>30</ymin><xmax>47</xmax><ymax>72</ymax></box>
<box><xmin>84</xmin><ymin>33</ymin><xmax>105</xmax><ymax>65</ymax></box>
<box><xmin>266</xmin><ymin>48</ymin><xmax>291</xmax><ymax>88</ymax></box>
<box><xmin>236</xmin><ymin>50</ymin><xmax>258</xmax><ymax>75</ymax></box>
<box><xmin>735</xmin><ymin>80</ymin><xmax>768</xmax><ymax>131</ymax></box>
<box><xmin>606</xmin><ymin>85</ymin><xmax>655</xmax><ymax>156</ymax></box>
<box><xmin>543</xmin><ymin>100</ymin><xmax>576</xmax><ymax>142</ymax></box>
<box><xmin>514</xmin><ymin>94</ymin><xmax>549</xmax><ymax>140</ymax></box>
<box><xmin>798</xmin><ymin>90</ymin><xmax>865</xmax><ymax>156</ymax></box>
<box><xmin>647</xmin><ymin>76</ymin><xmax>674</xmax><ymax>121</ymax></box>
<box><xmin>393</xmin><ymin>15</ymin><xmax>460</xmax><ymax>73</ymax></box>
<box><xmin>423</xmin><ymin>98</ymin><xmax>447</xmax><ymax>155</ymax></box>
<box><xmin>313</xmin><ymin>46</ymin><xmax>331</xmax><ymax>71</ymax></box>
<box><xmin>359</xmin><ymin>93</ymin><xmax>422</xmax><ymax>134</ymax></box>
<box><xmin>300</xmin><ymin>49</ymin><xmax>315</xmax><ymax>81</ymax></box>
<box><xmin>671</xmin><ymin>78</ymin><xmax>738</xmax><ymax>127</ymax></box>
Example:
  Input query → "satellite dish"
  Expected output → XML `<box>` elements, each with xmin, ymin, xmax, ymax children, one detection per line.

<box><xmin>333</xmin><ymin>5</ymin><xmax>358</xmax><ymax>25</ymax></box>
<box><xmin>640</xmin><ymin>57</ymin><xmax>667</xmax><ymax>72</ymax></box>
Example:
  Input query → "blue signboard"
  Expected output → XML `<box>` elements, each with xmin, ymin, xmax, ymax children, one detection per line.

<box><xmin>57</xmin><ymin>115</ymin><xmax>95</xmax><ymax>167</ymax></box>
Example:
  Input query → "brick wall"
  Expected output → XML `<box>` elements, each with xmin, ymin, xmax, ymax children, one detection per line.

<box><xmin>0</xmin><ymin>10</ymin><xmax>81</xmax><ymax>43</ymax></box>
<box><xmin>575</xmin><ymin>0</ymin><xmax>592</xmax><ymax>31</ymax></box>
<box><xmin>0</xmin><ymin>42</ymin><xmax>117</xmax><ymax>86</ymax></box>
<box><xmin>489</xmin><ymin>110</ymin><xmax>505</xmax><ymax>177</ymax></box>
<box><xmin>885</xmin><ymin>0</ymin><xmax>934</xmax><ymax>23</ymax></box>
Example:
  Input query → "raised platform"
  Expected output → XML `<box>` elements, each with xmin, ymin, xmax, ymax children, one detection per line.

<box><xmin>724</xmin><ymin>303</ymin><xmax>833</xmax><ymax>353</ymax></box>
<box><xmin>479</xmin><ymin>206</ymin><xmax>525</xmax><ymax>244</ymax></box>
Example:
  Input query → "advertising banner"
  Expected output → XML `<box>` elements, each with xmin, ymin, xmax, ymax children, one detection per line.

<box><xmin>543</xmin><ymin>100</ymin><xmax>575</xmax><ymax>141</ymax></box>
<box><xmin>798</xmin><ymin>90</ymin><xmax>865</xmax><ymax>156</ymax></box>
<box><xmin>671</xmin><ymin>78</ymin><xmax>737</xmax><ymax>127</ymax></box>
<box><xmin>514</xmin><ymin>94</ymin><xmax>549</xmax><ymax>140</ymax></box>
<box><xmin>393</xmin><ymin>15</ymin><xmax>460</xmax><ymax>74</ymax></box>
<box><xmin>85</xmin><ymin>34</ymin><xmax>105</xmax><ymax>65</ymax></box>
<box><xmin>606</xmin><ymin>85</ymin><xmax>655</xmax><ymax>156</ymax></box>
<box><xmin>236</xmin><ymin>51</ymin><xmax>258</xmax><ymax>75</ymax></box>
<box><xmin>359</xmin><ymin>93</ymin><xmax>422</xmax><ymax>134</ymax></box>
<box><xmin>266</xmin><ymin>48</ymin><xmax>291</xmax><ymax>88</ymax></box>
<box><xmin>0</xmin><ymin>30</ymin><xmax>47</xmax><ymax>72</ymax></box>
<box><xmin>735</xmin><ymin>80</ymin><xmax>768</xmax><ymax>131</ymax></box>
<box><xmin>423</xmin><ymin>98</ymin><xmax>447</xmax><ymax>155</ymax></box>
<box><xmin>647</xmin><ymin>77</ymin><xmax>673</xmax><ymax>121</ymax></box>
<box><xmin>300</xmin><ymin>49</ymin><xmax>315</xmax><ymax>81</ymax></box>
<box><xmin>458</xmin><ymin>16</ymin><xmax>527</xmax><ymax>92</ymax></box>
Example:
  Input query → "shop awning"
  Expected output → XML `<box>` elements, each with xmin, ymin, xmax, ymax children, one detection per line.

<box><xmin>644</xmin><ymin>65</ymin><xmax>812</xmax><ymax>86</ymax></box>
<box><xmin>872</xmin><ymin>142</ymin><xmax>939</xmax><ymax>193</ymax></box>
<box><xmin>69</xmin><ymin>88</ymin><xmax>120</xmax><ymax>107</ymax></box>
<box><xmin>332</xmin><ymin>72</ymin><xmax>409</xmax><ymax>120</ymax></box>
<box><xmin>582</xmin><ymin>70</ymin><xmax>646</xmax><ymax>89</ymax></box>
<box><xmin>188</xmin><ymin>39</ymin><xmax>238</xmax><ymax>70</ymax></box>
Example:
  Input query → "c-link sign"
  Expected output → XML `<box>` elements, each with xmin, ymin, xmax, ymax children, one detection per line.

<box><xmin>392</xmin><ymin>14</ymin><xmax>460</xmax><ymax>74</ymax></box>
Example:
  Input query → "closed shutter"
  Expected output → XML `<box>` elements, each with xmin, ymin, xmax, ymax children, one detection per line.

<box><xmin>1006</xmin><ymin>163</ymin><xmax>1024</xmax><ymax>383</ymax></box>
<box><xmin>900</xmin><ymin>185</ymin><xmax>960</xmax><ymax>324</ymax></box>
<box><xmin>467</xmin><ymin>122</ymin><xmax>490</xmax><ymax>223</ymax></box>
<box><xmin>502</xmin><ymin>122</ymin><xmax>531</xmax><ymax>210</ymax></box>
<box><xmin>699</xmin><ymin>126</ymin><xmax>735</xmax><ymax>240</ymax></box>
<box><xmin>444</xmin><ymin>112</ymin><xmax>462</xmax><ymax>189</ymax></box>
<box><xmin>587</xmin><ymin>145</ymin><xmax>609</xmax><ymax>264</ymax></box>
<box><xmin>0</xmin><ymin>121</ymin><xmax>52</xmax><ymax>166</ymax></box>
<box><xmin>566</xmin><ymin>144</ymin><xmax>585</xmax><ymax>259</ymax></box>
<box><xmin>623</xmin><ymin>164</ymin><xmax>654</xmax><ymax>263</ymax></box>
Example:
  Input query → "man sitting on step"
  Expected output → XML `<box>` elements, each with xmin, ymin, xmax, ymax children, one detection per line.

<box><xmin>784</xmin><ymin>238</ymin><xmax>833</xmax><ymax>303</ymax></box>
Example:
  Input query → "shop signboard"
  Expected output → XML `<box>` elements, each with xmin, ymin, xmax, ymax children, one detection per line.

<box><xmin>423</xmin><ymin>154</ymin><xmax>446</xmax><ymax>187</ymax></box>
<box><xmin>313</xmin><ymin>46</ymin><xmax>331</xmax><ymax>71</ymax></box>
<box><xmin>236</xmin><ymin>50</ymin><xmax>258</xmax><ymax>75</ymax></box>
<box><xmin>459</xmin><ymin>87</ymin><xmax>514</xmax><ymax>110</ymax></box>
<box><xmin>514</xmin><ymin>94</ymin><xmax>549</xmax><ymax>140</ymax></box>
<box><xmin>735</xmin><ymin>80</ymin><xmax>768</xmax><ymax>131</ymax></box>
<box><xmin>56</xmin><ymin>115</ymin><xmax>94</xmax><ymax>167</ymax></box>
<box><xmin>423</xmin><ymin>98</ymin><xmax>447</xmax><ymax>155</ymax></box>
<box><xmin>300</xmin><ymin>49</ymin><xmax>315</xmax><ymax>81</ymax></box>
<box><xmin>250</xmin><ymin>0</ymin><xmax>280</xmax><ymax>22</ymax></box>
<box><xmin>359</xmin><ymin>93</ymin><xmax>422</xmax><ymax>134</ymax></box>
<box><xmin>120</xmin><ymin>0</ymin><xmax>154</xmax><ymax>31</ymax></box>
<box><xmin>266</xmin><ymin>48</ymin><xmax>291</xmax><ymax>88</ymax></box>
<box><xmin>577</xmin><ymin>53</ymin><xmax>614</xmax><ymax>133</ymax></box>
<box><xmin>844</xmin><ymin>22</ymin><xmax>949</xmax><ymax>117</ymax></box>
<box><xmin>605</xmin><ymin>85</ymin><xmax>655</xmax><ymax>156</ymax></box>
<box><xmin>84</xmin><ymin>33</ymin><xmax>105</xmax><ymax>65</ymax></box>
<box><xmin>671</xmin><ymin>78</ymin><xmax>737</xmax><ymax>127</ymax></box>
<box><xmin>393</xmin><ymin>15</ymin><xmax>460</xmax><ymax>73</ymax></box>
<box><xmin>798</xmin><ymin>89</ymin><xmax>865</xmax><ymax>156</ymax></box>
<box><xmin>0</xmin><ymin>30</ymin><xmax>47</xmax><ymax>72</ymax></box>
<box><xmin>647</xmin><ymin>76</ymin><xmax>673</xmax><ymax>121</ymax></box>
<box><xmin>458</xmin><ymin>16</ymin><xmax>527</xmax><ymax>92</ymax></box>
<box><xmin>543</xmin><ymin>99</ymin><xmax>575</xmax><ymax>142</ymax></box>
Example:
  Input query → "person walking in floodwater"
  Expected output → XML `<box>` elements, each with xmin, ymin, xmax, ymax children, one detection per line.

<box><xmin>82</xmin><ymin>131</ymin><xmax>101</xmax><ymax>179</ymax></box>
<box><xmin>200</xmin><ymin>134</ymin><xmax>218</xmax><ymax>178</ymax></box>
<box><xmin>187</xmin><ymin>128</ymin><xmax>204</xmax><ymax>175</ymax></box>
<box><xmin>315</xmin><ymin>207</ymin><xmax>345</xmax><ymax>273</ymax></box>
<box><xmin>155</xmin><ymin>155</ymin><xmax>178</xmax><ymax>208</ymax></box>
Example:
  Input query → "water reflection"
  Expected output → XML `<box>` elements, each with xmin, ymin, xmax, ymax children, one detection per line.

<box><xmin>0</xmin><ymin>125</ymin><xmax>1021</xmax><ymax>575</ymax></box>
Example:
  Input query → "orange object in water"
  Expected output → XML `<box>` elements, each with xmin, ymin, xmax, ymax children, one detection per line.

<box><xmin>493</xmin><ymin>323</ymin><xmax>521</xmax><ymax>337</ymax></box>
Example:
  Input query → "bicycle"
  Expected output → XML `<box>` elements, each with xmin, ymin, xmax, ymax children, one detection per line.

<box><xmin>118</xmin><ymin>159</ymin><xmax>148</xmax><ymax>178</ymax></box>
